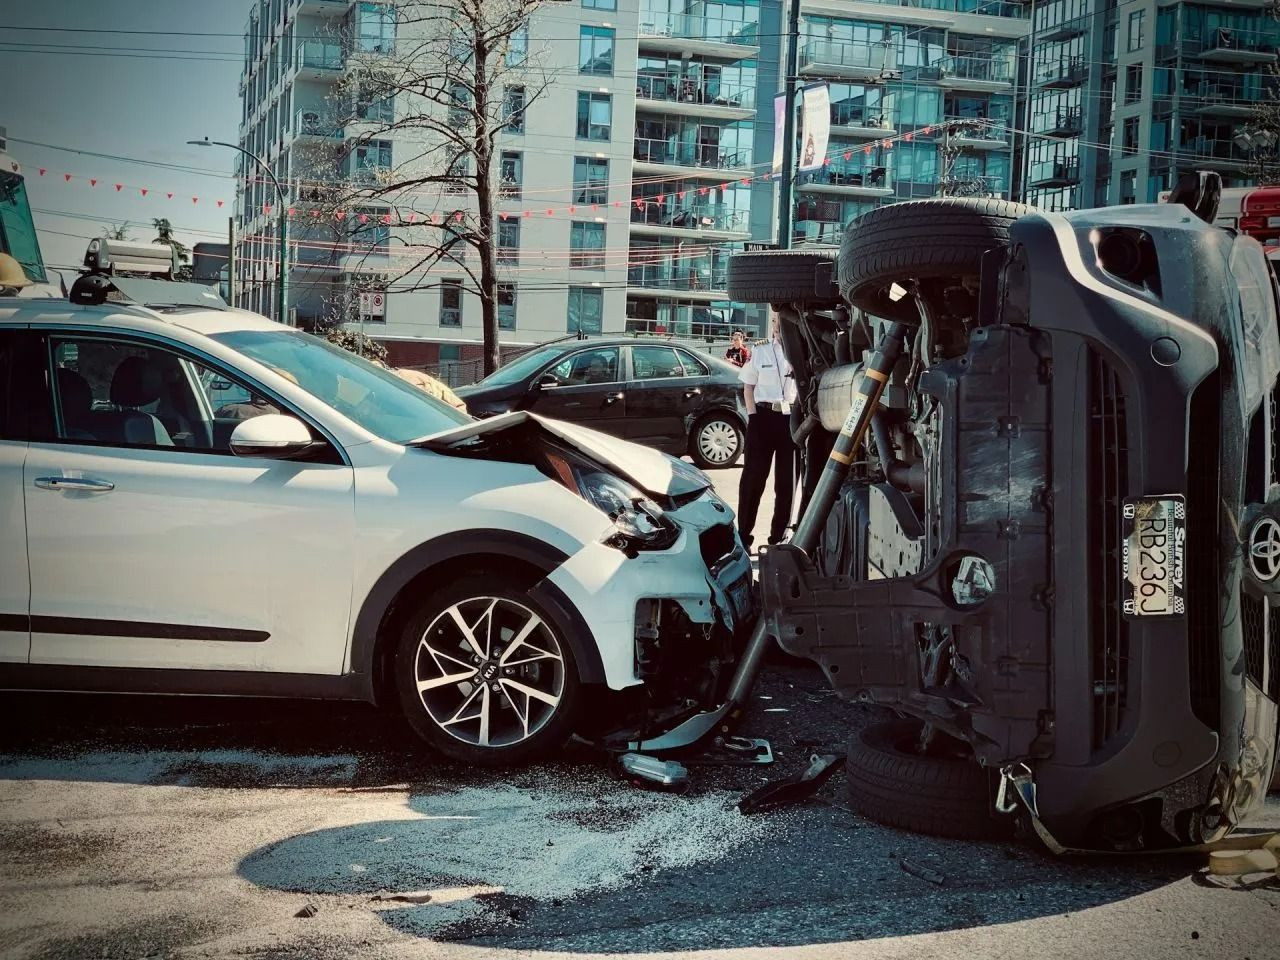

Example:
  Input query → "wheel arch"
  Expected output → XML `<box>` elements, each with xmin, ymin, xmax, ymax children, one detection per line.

<box><xmin>349</xmin><ymin>530</ymin><xmax>606</xmax><ymax>705</ymax></box>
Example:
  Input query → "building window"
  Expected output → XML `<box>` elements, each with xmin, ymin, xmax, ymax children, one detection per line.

<box><xmin>499</xmin><ymin>150</ymin><xmax>522</xmax><ymax>199</ymax></box>
<box><xmin>570</xmin><ymin>222</ymin><xmax>607</xmax><ymax>268</ymax></box>
<box><xmin>503</xmin><ymin>85</ymin><xmax>526</xmax><ymax>134</ymax></box>
<box><xmin>506</xmin><ymin>25</ymin><xmax>528</xmax><ymax>66</ymax></box>
<box><xmin>350</xmin><ymin>1</ymin><xmax>396</xmax><ymax>53</ymax></box>
<box><xmin>1122</xmin><ymin>116</ymin><xmax>1139</xmax><ymax>156</ymax></box>
<box><xmin>567</xmin><ymin>287</ymin><xmax>604</xmax><ymax>334</ymax></box>
<box><xmin>1125</xmin><ymin>64</ymin><xmax>1142</xmax><ymax>104</ymax></box>
<box><xmin>449</xmin><ymin>82</ymin><xmax>471</xmax><ymax>128</ymax></box>
<box><xmin>440</xmin><ymin>343</ymin><xmax>462</xmax><ymax>364</ymax></box>
<box><xmin>351</xmin><ymin>140</ymin><xmax>392</xmax><ymax>180</ymax></box>
<box><xmin>440</xmin><ymin>278</ymin><xmax>462</xmax><ymax>326</ymax></box>
<box><xmin>1128</xmin><ymin>10</ymin><xmax>1144</xmax><ymax>51</ymax></box>
<box><xmin>576</xmin><ymin>91</ymin><xmax>612</xmax><ymax>141</ymax></box>
<box><xmin>583</xmin><ymin>0</ymin><xmax>615</xmax><ymax>8</ymax></box>
<box><xmin>498</xmin><ymin>283</ymin><xmax>517</xmax><ymax>330</ymax></box>
<box><xmin>355</xmin><ymin>81</ymin><xmax>393</xmax><ymax>122</ymax></box>
<box><xmin>497</xmin><ymin>219</ymin><xmax>520</xmax><ymax>263</ymax></box>
<box><xmin>573</xmin><ymin>156</ymin><xmax>609</xmax><ymax>204</ymax></box>
<box><xmin>1120</xmin><ymin>170</ymin><xmax>1136</xmax><ymax>204</ymax></box>
<box><xmin>579</xmin><ymin>26</ymin><xmax>615</xmax><ymax>76</ymax></box>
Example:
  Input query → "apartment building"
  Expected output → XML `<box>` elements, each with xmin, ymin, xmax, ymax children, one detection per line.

<box><xmin>785</xmin><ymin>0</ymin><xmax>1031</xmax><ymax>246</ymax></box>
<box><xmin>1025</xmin><ymin>0</ymin><xmax>1278</xmax><ymax>211</ymax></box>
<box><xmin>236</xmin><ymin>0</ymin><xmax>776</xmax><ymax>368</ymax></box>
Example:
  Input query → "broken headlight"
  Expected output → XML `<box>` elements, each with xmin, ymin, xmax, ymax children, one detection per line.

<box><xmin>548</xmin><ymin>453</ymin><xmax>680</xmax><ymax>552</ymax></box>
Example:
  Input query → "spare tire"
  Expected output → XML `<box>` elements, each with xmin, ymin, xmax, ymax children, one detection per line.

<box><xmin>839</xmin><ymin>198</ymin><xmax>1032</xmax><ymax>319</ymax></box>
<box><xmin>845</xmin><ymin>718</ymin><xmax>1010</xmax><ymax>841</ymax></box>
<box><xmin>727</xmin><ymin>248</ymin><xmax>840</xmax><ymax>307</ymax></box>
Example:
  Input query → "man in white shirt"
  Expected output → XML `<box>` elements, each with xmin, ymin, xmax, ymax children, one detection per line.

<box><xmin>737</xmin><ymin>311</ymin><xmax>798</xmax><ymax>548</ymax></box>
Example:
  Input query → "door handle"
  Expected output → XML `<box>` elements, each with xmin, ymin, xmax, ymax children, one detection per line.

<box><xmin>604</xmin><ymin>392</ymin><xmax>624</xmax><ymax>405</ymax></box>
<box><xmin>684</xmin><ymin>388</ymin><xmax>702</xmax><ymax>398</ymax></box>
<box><xmin>34</xmin><ymin>476</ymin><xmax>115</xmax><ymax>492</ymax></box>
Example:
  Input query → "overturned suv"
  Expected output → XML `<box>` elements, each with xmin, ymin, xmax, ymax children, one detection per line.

<box><xmin>729</xmin><ymin>189</ymin><xmax>1280</xmax><ymax>850</ymax></box>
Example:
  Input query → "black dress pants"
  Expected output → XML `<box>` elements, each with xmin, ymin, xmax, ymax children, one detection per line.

<box><xmin>737</xmin><ymin>409</ymin><xmax>796</xmax><ymax>547</ymax></box>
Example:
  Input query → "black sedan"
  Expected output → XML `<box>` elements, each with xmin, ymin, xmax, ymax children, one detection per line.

<box><xmin>455</xmin><ymin>338</ymin><xmax>747</xmax><ymax>468</ymax></box>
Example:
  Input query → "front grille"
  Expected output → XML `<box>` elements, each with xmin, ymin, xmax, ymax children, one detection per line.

<box><xmin>1242</xmin><ymin>592</ymin><xmax>1265</xmax><ymax>687</ymax></box>
<box><xmin>699</xmin><ymin>523</ymin><xmax>736</xmax><ymax>569</ymax></box>
<box><xmin>1088</xmin><ymin>351</ymin><xmax>1130</xmax><ymax>747</ymax></box>
<box><xmin>1186</xmin><ymin>371</ymin><xmax>1222</xmax><ymax>728</ymax></box>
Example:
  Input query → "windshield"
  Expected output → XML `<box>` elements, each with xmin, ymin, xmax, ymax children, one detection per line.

<box><xmin>212</xmin><ymin>329</ymin><xmax>471</xmax><ymax>443</ymax></box>
<box><xmin>472</xmin><ymin>345</ymin><xmax>564</xmax><ymax>388</ymax></box>
<box><xmin>0</xmin><ymin>169</ymin><xmax>47</xmax><ymax>284</ymax></box>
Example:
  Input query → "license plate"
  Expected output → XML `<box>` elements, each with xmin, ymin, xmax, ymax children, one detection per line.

<box><xmin>728</xmin><ymin>574</ymin><xmax>754</xmax><ymax>622</ymax></box>
<box><xmin>1121</xmin><ymin>496</ymin><xmax>1187</xmax><ymax>619</ymax></box>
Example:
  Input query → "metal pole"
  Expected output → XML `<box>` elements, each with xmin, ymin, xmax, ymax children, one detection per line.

<box><xmin>1019</xmin><ymin>0</ymin><xmax>1037</xmax><ymax>202</ymax></box>
<box><xmin>775</xmin><ymin>0</ymin><xmax>802</xmax><ymax>249</ymax></box>
<box><xmin>227</xmin><ymin>216</ymin><xmax>237</xmax><ymax>308</ymax></box>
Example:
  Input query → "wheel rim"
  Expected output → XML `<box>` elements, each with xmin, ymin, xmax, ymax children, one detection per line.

<box><xmin>414</xmin><ymin>596</ymin><xmax>565</xmax><ymax>748</ymax></box>
<box><xmin>698</xmin><ymin>419</ymin><xmax>739</xmax><ymax>464</ymax></box>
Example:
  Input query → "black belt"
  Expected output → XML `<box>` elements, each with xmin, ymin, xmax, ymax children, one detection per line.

<box><xmin>757</xmin><ymin>402</ymin><xmax>789</xmax><ymax>413</ymax></box>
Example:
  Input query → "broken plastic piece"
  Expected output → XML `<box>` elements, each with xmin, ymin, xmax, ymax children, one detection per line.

<box><xmin>1208</xmin><ymin>848</ymin><xmax>1278</xmax><ymax>877</ymax></box>
<box><xmin>619</xmin><ymin>752</ymin><xmax>690</xmax><ymax>791</ymax></box>
<box><xmin>737</xmin><ymin>753</ymin><xmax>845</xmax><ymax>814</ymax></box>
<box><xmin>685</xmin><ymin>736</ymin><xmax>775</xmax><ymax>767</ymax></box>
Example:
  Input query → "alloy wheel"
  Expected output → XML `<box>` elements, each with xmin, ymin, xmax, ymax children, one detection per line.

<box><xmin>698</xmin><ymin>419</ymin><xmax>740</xmax><ymax>465</ymax></box>
<box><xmin>414</xmin><ymin>596</ymin><xmax>565</xmax><ymax>748</ymax></box>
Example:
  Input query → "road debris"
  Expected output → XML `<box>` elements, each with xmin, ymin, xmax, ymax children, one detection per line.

<box><xmin>1207</xmin><ymin>848</ymin><xmax>1279</xmax><ymax>877</ymax></box>
<box><xmin>737</xmin><ymin>753</ymin><xmax>844</xmax><ymax>814</ymax></box>
<box><xmin>294</xmin><ymin>903</ymin><xmax>319</xmax><ymax>918</ymax></box>
<box><xmin>899</xmin><ymin>859</ymin><xmax>945</xmax><ymax>885</ymax></box>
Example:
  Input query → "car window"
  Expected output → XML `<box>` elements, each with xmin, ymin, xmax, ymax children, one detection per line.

<box><xmin>676</xmin><ymin>349</ymin><xmax>708</xmax><ymax>376</ymax></box>
<box><xmin>632</xmin><ymin>345</ymin><xmax>687</xmax><ymax>380</ymax></box>
<box><xmin>45</xmin><ymin>336</ymin><xmax>287</xmax><ymax>454</ymax></box>
<box><xmin>549</xmin><ymin>347</ymin><xmax>620</xmax><ymax>385</ymax></box>
<box><xmin>212</xmin><ymin>329</ymin><xmax>470</xmax><ymax>443</ymax></box>
<box><xmin>472</xmin><ymin>345</ymin><xmax>564</xmax><ymax>388</ymax></box>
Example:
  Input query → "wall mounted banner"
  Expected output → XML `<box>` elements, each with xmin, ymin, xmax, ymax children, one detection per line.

<box><xmin>799</xmin><ymin>83</ymin><xmax>831</xmax><ymax>172</ymax></box>
<box><xmin>772</xmin><ymin>93</ymin><xmax>787</xmax><ymax>175</ymax></box>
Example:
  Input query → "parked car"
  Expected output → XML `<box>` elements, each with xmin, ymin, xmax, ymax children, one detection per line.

<box><xmin>455</xmin><ymin>338</ymin><xmax>747</xmax><ymax>469</ymax></box>
<box><xmin>729</xmin><ymin>187</ymin><xmax>1280</xmax><ymax>851</ymax></box>
<box><xmin>0</xmin><ymin>273</ymin><xmax>752</xmax><ymax>765</ymax></box>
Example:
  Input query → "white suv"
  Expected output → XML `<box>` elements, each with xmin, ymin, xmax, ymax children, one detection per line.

<box><xmin>0</xmin><ymin>292</ymin><xmax>752</xmax><ymax>764</ymax></box>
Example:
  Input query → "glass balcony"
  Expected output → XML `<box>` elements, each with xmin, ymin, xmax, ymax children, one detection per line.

<box><xmin>638</xmin><ymin>13</ymin><xmax>760</xmax><ymax>47</ymax></box>
<box><xmin>1028</xmin><ymin>159</ymin><xmax>1080</xmax><ymax>188</ymax></box>
<box><xmin>856</xmin><ymin>0</ymin><xmax>1027</xmax><ymax>15</ymax></box>
<box><xmin>1033</xmin><ymin>106</ymin><xmax>1083</xmax><ymax>137</ymax></box>
<box><xmin>633</xmin><ymin>137</ymin><xmax>751</xmax><ymax>171</ymax></box>
<box><xmin>628</xmin><ymin>259</ymin><xmax>729</xmax><ymax>293</ymax></box>
<box><xmin>298</xmin><ymin>40</ymin><xmax>343</xmax><ymax>72</ymax></box>
<box><xmin>1159</xmin><ymin>30</ymin><xmax>1280</xmax><ymax>64</ymax></box>
<box><xmin>293</xmin><ymin>109</ymin><xmax>344</xmax><ymax>141</ymax></box>
<box><xmin>1181</xmin><ymin>135</ymin><xmax>1252</xmax><ymax>167</ymax></box>
<box><xmin>630</xmin><ymin>200</ymin><xmax>750</xmax><ymax>234</ymax></box>
<box><xmin>635</xmin><ymin>75</ymin><xmax>755</xmax><ymax>111</ymax></box>
<box><xmin>1183</xmin><ymin>80</ymin><xmax>1266</xmax><ymax>118</ymax></box>
<box><xmin>939</xmin><ymin>55</ymin><xmax>1015</xmax><ymax>86</ymax></box>
<box><xmin>1037</xmin><ymin>55</ymin><xmax>1087</xmax><ymax>88</ymax></box>
<box><xmin>798</xmin><ymin>164</ymin><xmax>892</xmax><ymax>197</ymax></box>
<box><xmin>799</xmin><ymin>39</ymin><xmax>895</xmax><ymax>78</ymax></box>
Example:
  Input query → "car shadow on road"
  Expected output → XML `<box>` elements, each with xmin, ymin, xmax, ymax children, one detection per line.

<box><xmin>233</xmin><ymin>781</ymin><xmax>1194</xmax><ymax>953</ymax></box>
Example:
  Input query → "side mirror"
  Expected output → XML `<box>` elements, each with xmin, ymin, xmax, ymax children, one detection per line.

<box><xmin>229</xmin><ymin>414</ymin><xmax>315</xmax><ymax>460</ymax></box>
<box><xmin>535</xmin><ymin>373</ymin><xmax>560</xmax><ymax>390</ymax></box>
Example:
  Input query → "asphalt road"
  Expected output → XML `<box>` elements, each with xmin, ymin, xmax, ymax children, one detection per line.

<box><xmin>2</xmin><ymin>468</ymin><xmax>1279</xmax><ymax>959</ymax></box>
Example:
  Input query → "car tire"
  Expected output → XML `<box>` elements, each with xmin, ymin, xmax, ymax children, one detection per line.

<box><xmin>845</xmin><ymin>718</ymin><xmax>1010</xmax><ymax>841</ymax></box>
<box><xmin>690</xmin><ymin>412</ymin><xmax>744</xmax><ymax>469</ymax></box>
<box><xmin>727</xmin><ymin>249</ymin><xmax>841</xmax><ymax>307</ymax></box>
<box><xmin>838</xmin><ymin>198</ymin><xmax>1032</xmax><ymax>320</ymax></box>
<box><xmin>394</xmin><ymin>574</ymin><xmax>581</xmax><ymax>766</ymax></box>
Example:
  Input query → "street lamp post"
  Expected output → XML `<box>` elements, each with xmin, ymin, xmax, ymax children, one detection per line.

<box><xmin>188</xmin><ymin>137</ymin><xmax>289</xmax><ymax>324</ymax></box>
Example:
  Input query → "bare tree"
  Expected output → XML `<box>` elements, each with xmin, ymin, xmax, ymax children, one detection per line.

<box><xmin>306</xmin><ymin>0</ymin><xmax>554</xmax><ymax>376</ymax></box>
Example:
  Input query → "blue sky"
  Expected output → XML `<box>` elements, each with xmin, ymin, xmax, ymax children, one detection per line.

<box><xmin>2</xmin><ymin>1</ymin><xmax>248</xmax><ymax>280</ymax></box>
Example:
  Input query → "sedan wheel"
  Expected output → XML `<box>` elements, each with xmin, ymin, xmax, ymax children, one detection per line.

<box><xmin>692</xmin><ymin>414</ymin><xmax>743</xmax><ymax>469</ymax></box>
<box><xmin>396</xmin><ymin>578</ymin><xmax>580</xmax><ymax>764</ymax></box>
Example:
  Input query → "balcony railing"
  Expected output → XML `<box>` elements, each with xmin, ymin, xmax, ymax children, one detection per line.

<box><xmin>830</xmin><ymin>110</ymin><xmax>894</xmax><ymax>131</ymax></box>
<box><xmin>633</xmin><ymin>137</ymin><xmax>750</xmax><ymax>170</ymax></box>
<box><xmin>1028</xmin><ymin>159</ymin><xmax>1080</xmax><ymax>187</ymax></box>
<box><xmin>627</xmin><ymin>261</ymin><xmax>729</xmax><ymax>292</ymax></box>
<box><xmin>800</xmin><ymin>166</ymin><xmax>891</xmax><ymax>190</ymax></box>
<box><xmin>857</xmin><ymin>0</ymin><xmax>1027</xmax><ymax>15</ymax></box>
<box><xmin>1033</xmin><ymin>106</ymin><xmax>1083</xmax><ymax>136</ymax></box>
<box><xmin>1158</xmin><ymin>31</ymin><xmax>1279</xmax><ymax>61</ymax></box>
<box><xmin>298</xmin><ymin>40</ymin><xmax>343</xmax><ymax>71</ymax></box>
<box><xmin>630</xmin><ymin>201</ymin><xmax>749</xmax><ymax>232</ymax></box>
<box><xmin>940</xmin><ymin>55</ymin><xmax>1015</xmax><ymax>84</ymax></box>
<box><xmin>1183</xmin><ymin>80</ymin><xmax>1267</xmax><ymax>113</ymax></box>
<box><xmin>638</xmin><ymin>13</ymin><xmax>760</xmax><ymax>47</ymax></box>
<box><xmin>635</xmin><ymin>75</ymin><xmax>755</xmax><ymax>110</ymax></box>
<box><xmin>293</xmin><ymin>109</ymin><xmax>344</xmax><ymax>141</ymax></box>
<box><xmin>947</xmin><ymin>117</ymin><xmax>1011</xmax><ymax>141</ymax></box>
<box><xmin>1038</xmin><ymin>55</ymin><xmax>1087</xmax><ymax>87</ymax></box>
<box><xmin>799</xmin><ymin>39</ymin><xmax>895</xmax><ymax>74</ymax></box>
<box><xmin>1181</xmin><ymin>136</ymin><xmax>1252</xmax><ymax>164</ymax></box>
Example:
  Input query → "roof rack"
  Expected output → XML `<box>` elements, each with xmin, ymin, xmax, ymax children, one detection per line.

<box><xmin>69</xmin><ymin>238</ymin><xmax>230</xmax><ymax>311</ymax></box>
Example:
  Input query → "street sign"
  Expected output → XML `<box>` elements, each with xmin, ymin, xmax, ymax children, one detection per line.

<box><xmin>359</xmin><ymin>291</ymin><xmax>385</xmax><ymax>317</ymax></box>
